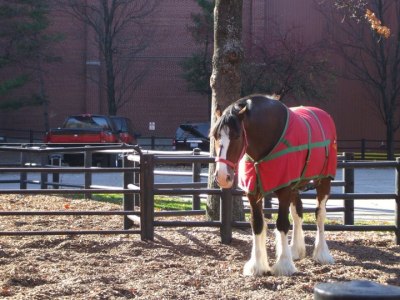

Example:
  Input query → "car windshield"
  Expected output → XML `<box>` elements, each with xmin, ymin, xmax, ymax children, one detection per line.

<box><xmin>64</xmin><ymin>116</ymin><xmax>112</xmax><ymax>130</ymax></box>
<box><xmin>177</xmin><ymin>123</ymin><xmax>210</xmax><ymax>139</ymax></box>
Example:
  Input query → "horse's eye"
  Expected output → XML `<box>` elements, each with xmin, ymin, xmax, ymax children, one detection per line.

<box><xmin>229</xmin><ymin>131</ymin><xmax>240</xmax><ymax>140</ymax></box>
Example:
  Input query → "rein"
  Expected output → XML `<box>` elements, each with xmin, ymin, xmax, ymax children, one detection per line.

<box><xmin>215</xmin><ymin>122</ymin><xmax>248</xmax><ymax>172</ymax></box>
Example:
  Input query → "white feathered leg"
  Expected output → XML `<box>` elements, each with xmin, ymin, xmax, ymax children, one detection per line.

<box><xmin>243</xmin><ymin>222</ymin><xmax>270</xmax><ymax>276</ymax></box>
<box><xmin>290</xmin><ymin>203</ymin><xmax>306</xmax><ymax>260</ymax></box>
<box><xmin>313</xmin><ymin>196</ymin><xmax>334</xmax><ymax>264</ymax></box>
<box><xmin>272</xmin><ymin>230</ymin><xmax>297</xmax><ymax>276</ymax></box>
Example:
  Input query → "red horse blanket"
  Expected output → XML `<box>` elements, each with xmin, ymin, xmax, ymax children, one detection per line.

<box><xmin>238</xmin><ymin>106</ymin><xmax>337</xmax><ymax>195</ymax></box>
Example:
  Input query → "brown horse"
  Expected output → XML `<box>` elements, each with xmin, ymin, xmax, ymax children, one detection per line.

<box><xmin>211</xmin><ymin>94</ymin><xmax>337</xmax><ymax>276</ymax></box>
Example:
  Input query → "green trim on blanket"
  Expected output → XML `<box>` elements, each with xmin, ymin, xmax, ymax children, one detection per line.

<box><xmin>244</xmin><ymin>139</ymin><xmax>331</xmax><ymax>164</ymax></box>
<box><xmin>243</xmin><ymin>173</ymin><xmax>336</xmax><ymax>196</ymax></box>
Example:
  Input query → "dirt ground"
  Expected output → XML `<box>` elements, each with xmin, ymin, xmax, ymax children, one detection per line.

<box><xmin>0</xmin><ymin>194</ymin><xmax>399</xmax><ymax>299</ymax></box>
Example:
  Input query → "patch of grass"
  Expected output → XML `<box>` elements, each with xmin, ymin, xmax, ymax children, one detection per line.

<box><xmin>92</xmin><ymin>194</ymin><xmax>123</xmax><ymax>205</ymax></box>
<box><xmin>154</xmin><ymin>196</ymin><xmax>206</xmax><ymax>211</ymax></box>
<box><xmin>72</xmin><ymin>193</ymin><xmax>206</xmax><ymax>211</ymax></box>
<box><xmin>354</xmin><ymin>219</ymin><xmax>394</xmax><ymax>226</ymax></box>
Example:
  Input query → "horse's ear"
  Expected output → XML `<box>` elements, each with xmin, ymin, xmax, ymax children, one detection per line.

<box><xmin>238</xmin><ymin>106</ymin><xmax>247</xmax><ymax>115</ymax></box>
<box><xmin>237</xmin><ymin>98</ymin><xmax>251</xmax><ymax>115</ymax></box>
<box><xmin>215</xmin><ymin>104</ymin><xmax>222</xmax><ymax>118</ymax></box>
<box><xmin>271</xmin><ymin>93</ymin><xmax>281</xmax><ymax>100</ymax></box>
<box><xmin>267</xmin><ymin>93</ymin><xmax>281</xmax><ymax>101</ymax></box>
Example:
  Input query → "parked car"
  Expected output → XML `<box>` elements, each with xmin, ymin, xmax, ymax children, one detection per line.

<box><xmin>44</xmin><ymin>114</ymin><xmax>118</xmax><ymax>145</ymax></box>
<box><xmin>173</xmin><ymin>122</ymin><xmax>210</xmax><ymax>151</ymax></box>
<box><xmin>43</xmin><ymin>114</ymin><xmax>137</xmax><ymax>166</ymax></box>
<box><xmin>44</xmin><ymin>114</ymin><xmax>137</xmax><ymax>145</ymax></box>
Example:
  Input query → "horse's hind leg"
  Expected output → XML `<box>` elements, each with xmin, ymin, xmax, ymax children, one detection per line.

<box><xmin>243</xmin><ymin>194</ymin><xmax>270</xmax><ymax>276</ymax></box>
<box><xmin>313</xmin><ymin>178</ymin><xmax>335</xmax><ymax>264</ymax></box>
<box><xmin>290</xmin><ymin>191</ymin><xmax>306</xmax><ymax>260</ymax></box>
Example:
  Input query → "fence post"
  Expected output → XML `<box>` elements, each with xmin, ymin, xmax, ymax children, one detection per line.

<box><xmin>20</xmin><ymin>151</ymin><xmax>27</xmax><ymax>189</ymax></box>
<box><xmin>361</xmin><ymin>139</ymin><xmax>366</xmax><ymax>160</ymax></box>
<box><xmin>51</xmin><ymin>154</ymin><xmax>61</xmax><ymax>189</ymax></box>
<box><xmin>140</xmin><ymin>153</ymin><xmax>154</xmax><ymax>241</ymax></box>
<box><xmin>29</xmin><ymin>130</ymin><xmax>34</xmax><ymax>144</ymax></box>
<box><xmin>133</xmin><ymin>159</ymin><xmax>140</xmax><ymax>207</ymax></box>
<box><xmin>395</xmin><ymin>158</ymin><xmax>400</xmax><ymax>245</ymax></box>
<box><xmin>123</xmin><ymin>153</ymin><xmax>134</xmax><ymax>230</ymax></box>
<box><xmin>343</xmin><ymin>152</ymin><xmax>355</xmax><ymax>225</ymax></box>
<box><xmin>40</xmin><ymin>153</ymin><xmax>48</xmax><ymax>189</ymax></box>
<box><xmin>220</xmin><ymin>188</ymin><xmax>233</xmax><ymax>244</ymax></box>
<box><xmin>264</xmin><ymin>194</ymin><xmax>272</xmax><ymax>219</ymax></box>
<box><xmin>192</xmin><ymin>148</ymin><xmax>201</xmax><ymax>210</ymax></box>
<box><xmin>84</xmin><ymin>149</ymin><xmax>92</xmax><ymax>199</ymax></box>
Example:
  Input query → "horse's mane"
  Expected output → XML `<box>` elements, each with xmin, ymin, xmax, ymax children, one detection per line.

<box><xmin>210</xmin><ymin>94</ymin><xmax>281</xmax><ymax>140</ymax></box>
<box><xmin>210</xmin><ymin>98</ymin><xmax>248</xmax><ymax>140</ymax></box>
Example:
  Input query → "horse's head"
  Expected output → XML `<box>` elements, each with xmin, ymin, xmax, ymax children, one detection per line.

<box><xmin>211</xmin><ymin>100</ymin><xmax>248</xmax><ymax>189</ymax></box>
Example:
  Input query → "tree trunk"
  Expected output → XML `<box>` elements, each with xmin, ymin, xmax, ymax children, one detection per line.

<box><xmin>105</xmin><ymin>59</ymin><xmax>117</xmax><ymax>115</ymax></box>
<box><xmin>207</xmin><ymin>0</ymin><xmax>244</xmax><ymax>221</ymax></box>
<box><xmin>386</xmin><ymin>120</ymin><xmax>395</xmax><ymax>160</ymax></box>
<box><xmin>105</xmin><ymin>43</ymin><xmax>117</xmax><ymax>115</ymax></box>
<box><xmin>37</xmin><ymin>57</ymin><xmax>49</xmax><ymax>132</ymax></box>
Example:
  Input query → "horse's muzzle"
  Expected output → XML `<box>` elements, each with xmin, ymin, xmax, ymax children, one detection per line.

<box><xmin>214</xmin><ymin>170</ymin><xmax>234</xmax><ymax>189</ymax></box>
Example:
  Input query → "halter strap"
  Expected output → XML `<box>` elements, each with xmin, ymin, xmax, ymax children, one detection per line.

<box><xmin>215</xmin><ymin>122</ymin><xmax>248</xmax><ymax>172</ymax></box>
<box><xmin>215</xmin><ymin>157</ymin><xmax>237</xmax><ymax>169</ymax></box>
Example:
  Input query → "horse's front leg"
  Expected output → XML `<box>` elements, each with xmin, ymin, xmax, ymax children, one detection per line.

<box><xmin>272</xmin><ymin>188</ymin><xmax>297</xmax><ymax>276</ymax></box>
<box><xmin>243</xmin><ymin>194</ymin><xmax>270</xmax><ymax>276</ymax></box>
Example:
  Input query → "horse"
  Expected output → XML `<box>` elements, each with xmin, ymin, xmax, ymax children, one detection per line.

<box><xmin>211</xmin><ymin>94</ymin><xmax>337</xmax><ymax>276</ymax></box>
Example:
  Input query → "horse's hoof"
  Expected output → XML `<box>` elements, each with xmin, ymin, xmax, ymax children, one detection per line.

<box><xmin>271</xmin><ymin>258</ymin><xmax>297</xmax><ymax>276</ymax></box>
<box><xmin>243</xmin><ymin>259</ymin><xmax>270</xmax><ymax>276</ymax></box>
<box><xmin>313</xmin><ymin>247</ymin><xmax>335</xmax><ymax>265</ymax></box>
<box><xmin>313</xmin><ymin>252</ymin><xmax>335</xmax><ymax>265</ymax></box>
<box><xmin>290</xmin><ymin>244</ymin><xmax>306</xmax><ymax>261</ymax></box>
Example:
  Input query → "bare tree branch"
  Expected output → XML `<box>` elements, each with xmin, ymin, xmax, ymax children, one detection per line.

<box><xmin>317</xmin><ymin>0</ymin><xmax>400</xmax><ymax>159</ymax></box>
<box><xmin>57</xmin><ymin>0</ymin><xmax>159</xmax><ymax>115</ymax></box>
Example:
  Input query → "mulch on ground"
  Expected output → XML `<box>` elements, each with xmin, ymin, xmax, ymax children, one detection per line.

<box><xmin>0</xmin><ymin>194</ymin><xmax>399</xmax><ymax>299</ymax></box>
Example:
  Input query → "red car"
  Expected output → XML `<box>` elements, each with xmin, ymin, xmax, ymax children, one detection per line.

<box><xmin>44</xmin><ymin>114</ymin><xmax>137</xmax><ymax>145</ymax></box>
<box><xmin>44</xmin><ymin>114</ymin><xmax>137</xmax><ymax>166</ymax></box>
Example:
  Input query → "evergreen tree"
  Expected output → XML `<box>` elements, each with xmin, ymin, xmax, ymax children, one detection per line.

<box><xmin>180</xmin><ymin>0</ymin><xmax>214</xmax><ymax>100</ymax></box>
<box><xmin>0</xmin><ymin>0</ymin><xmax>62</xmax><ymax>130</ymax></box>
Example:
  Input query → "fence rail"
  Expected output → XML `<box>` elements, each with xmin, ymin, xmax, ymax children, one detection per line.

<box><xmin>0</xmin><ymin>145</ymin><xmax>399</xmax><ymax>245</ymax></box>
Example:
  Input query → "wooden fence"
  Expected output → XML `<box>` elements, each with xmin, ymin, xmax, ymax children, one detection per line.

<box><xmin>0</xmin><ymin>145</ymin><xmax>398</xmax><ymax>244</ymax></box>
<box><xmin>137</xmin><ymin>151</ymin><xmax>399</xmax><ymax>245</ymax></box>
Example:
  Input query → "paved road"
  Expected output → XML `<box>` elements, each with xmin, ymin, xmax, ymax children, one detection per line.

<box><xmin>0</xmin><ymin>166</ymin><xmax>396</xmax><ymax>222</ymax></box>
<box><xmin>302</xmin><ymin>168</ymin><xmax>396</xmax><ymax>221</ymax></box>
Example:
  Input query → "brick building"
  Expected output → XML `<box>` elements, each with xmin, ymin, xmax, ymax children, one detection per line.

<box><xmin>0</xmin><ymin>0</ymin><xmax>397</xmax><ymax>146</ymax></box>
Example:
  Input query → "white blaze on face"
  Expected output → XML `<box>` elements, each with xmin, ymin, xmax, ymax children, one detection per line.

<box><xmin>215</xmin><ymin>126</ymin><xmax>234</xmax><ymax>188</ymax></box>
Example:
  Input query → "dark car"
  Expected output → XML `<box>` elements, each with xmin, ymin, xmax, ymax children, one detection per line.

<box><xmin>110</xmin><ymin>116</ymin><xmax>138</xmax><ymax>144</ymax></box>
<box><xmin>173</xmin><ymin>122</ymin><xmax>210</xmax><ymax>151</ymax></box>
